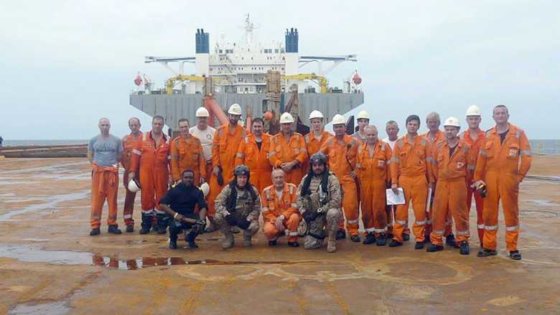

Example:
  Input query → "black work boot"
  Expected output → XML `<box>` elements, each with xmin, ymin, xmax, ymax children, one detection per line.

<box><xmin>446</xmin><ymin>233</ymin><xmax>457</xmax><ymax>247</ymax></box>
<box><xmin>414</xmin><ymin>241</ymin><xmax>425</xmax><ymax>250</ymax></box>
<box><xmin>403</xmin><ymin>233</ymin><xmax>410</xmax><ymax>241</ymax></box>
<box><xmin>426</xmin><ymin>243</ymin><xmax>444</xmax><ymax>252</ymax></box>
<box><xmin>155</xmin><ymin>213</ymin><xmax>169</xmax><ymax>235</ymax></box>
<box><xmin>268</xmin><ymin>239</ymin><xmax>278</xmax><ymax>246</ymax></box>
<box><xmin>169</xmin><ymin>239</ymin><xmax>177</xmax><ymax>249</ymax></box>
<box><xmin>389</xmin><ymin>239</ymin><xmax>403</xmax><ymax>247</ymax></box>
<box><xmin>186</xmin><ymin>231</ymin><xmax>199</xmax><ymax>249</ymax></box>
<box><xmin>139</xmin><ymin>213</ymin><xmax>152</xmax><ymax>234</ymax></box>
<box><xmin>363</xmin><ymin>232</ymin><xmax>376</xmax><ymax>245</ymax></box>
<box><xmin>288</xmin><ymin>241</ymin><xmax>300</xmax><ymax>247</ymax></box>
<box><xmin>509</xmin><ymin>250</ymin><xmax>522</xmax><ymax>260</ymax></box>
<box><xmin>90</xmin><ymin>228</ymin><xmax>100</xmax><ymax>236</ymax></box>
<box><xmin>125</xmin><ymin>225</ymin><xmax>134</xmax><ymax>233</ymax></box>
<box><xmin>376</xmin><ymin>234</ymin><xmax>387</xmax><ymax>246</ymax></box>
<box><xmin>350</xmin><ymin>234</ymin><xmax>361</xmax><ymax>243</ymax></box>
<box><xmin>459</xmin><ymin>241</ymin><xmax>470</xmax><ymax>255</ymax></box>
<box><xmin>108</xmin><ymin>225</ymin><xmax>122</xmax><ymax>234</ymax></box>
<box><xmin>477</xmin><ymin>248</ymin><xmax>498</xmax><ymax>257</ymax></box>
<box><xmin>336</xmin><ymin>229</ymin><xmax>346</xmax><ymax>240</ymax></box>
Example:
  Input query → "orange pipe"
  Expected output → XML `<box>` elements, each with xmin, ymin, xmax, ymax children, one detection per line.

<box><xmin>204</xmin><ymin>95</ymin><xmax>228</xmax><ymax>126</ymax></box>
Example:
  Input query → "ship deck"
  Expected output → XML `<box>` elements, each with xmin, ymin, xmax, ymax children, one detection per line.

<box><xmin>0</xmin><ymin>156</ymin><xmax>559</xmax><ymax>314</ymax></box>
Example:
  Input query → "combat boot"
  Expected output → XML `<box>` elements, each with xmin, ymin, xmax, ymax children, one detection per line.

<box><xmin>243</xmin><ymin>231</ymin><xmax>253</xmax><ymax>247</ymax></box>
<box><xmin>139</xmin><ymin>213</ymin><xmax>152</xmax><ymax>234</ymax></box>
<box><xmin>335</xmin><ymin>229</ymin><xmax>346</xmax><ymax>240</ymax></box>
<box><xmin>327</xmin><ymin>230</ymin><xmax>337</xmax><ymax>253</ymax></box>
<box><xmin>221</xmin><ymin>226</ymin><xmax>234</xmax><ymax>249</ymax></box>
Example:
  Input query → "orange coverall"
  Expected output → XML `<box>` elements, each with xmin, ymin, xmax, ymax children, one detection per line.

<box><xmin>474</xmin><ymin>124</ymin><xmax>532</xmax><ymax>252</ymax></box>
<box><xmin>207</xmin><ymin>124</ymin><xmax>246</xmax><ymax>217</ymax></box>
<box><xmin>129</xmin><ymin>132</ymin><xmax>170</xmax><ymax>215</ymax></box>
<box><xmin>303</xmin><ymin>131</ymin><xmax>332</xmax><ymax>174</ymax></box>
<box><xmin>422</xmin><ymin>130</ymin><xmax>450</xmax><ymax>236</ymax></box>
<box><xmin>269</xmin><ymin>132</ymin><xmax>308</xmax><ymax>186</ymax></box>
<box><xmin>460</xmin><ymin>128</ymin><xmax>486</xmax><ymax>244</ymax></box>
<box><xmin>390</xmin><ymin>135</ymin><xmax>431</xmax><ymax>242</ymax></box>
<box><xmin>429</xmin><ymin>140</ymin><xmax>476</xmax><ymax>246</ymax></box>
<box><xmin>170</xmin><ymin>135</ymin><xmax>206</xmax><ymax>184</ymax></box>
<box><xmin>91</xmin><ymin>163</ymin><xmax>119</xmax><ymax>229</ymax></box>
<box><xmin>261</xmin><ymin>183</ymin><xmax>301</xmax><ymax>242</ymax></box>
<box><xmin>235</xmin><ymin>133</ymin><xmax>273</xmax><ymax>193</ymax></box>
<box><xmin>320</xmin><ymin>135</ymin><xmax>359</xmax><ymax>236</ymax></box>
<box><xmin>121</xmin><ymin>132</ymin><xmax>143</xmax><ymax>226</ymax></box>
<box><xmin>356</xmin><ymin>141</ymin><xmax>392</xmax><ymax>235</ymax></box>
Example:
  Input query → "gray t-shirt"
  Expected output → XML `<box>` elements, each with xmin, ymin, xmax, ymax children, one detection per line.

<box><xmin>88</xmin><ymin>135</ymin><xmax>123</xmax><ymax>166</ymax></box>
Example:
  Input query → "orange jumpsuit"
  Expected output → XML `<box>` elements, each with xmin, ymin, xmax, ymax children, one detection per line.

<box><xmin>422</xmin><ymin>130</ymin><xmax>449</xmax><ymax>236</ymax></box>
<box><xmin>235</xmin><ymin>133</ymin><xmax>273</xmax><ymax>193</ymax></box>
<box><xmin>390</xmin><ymin>135</ymin><xmax>431</xmax><ymax>243</ymax></box>
<box><xmin>460</xmin><ymin>128</ymin><xmax>486</xmax><ymax>244</ymax></box>
<box><xmin>303</xmin><ymin>131</ymin><xmax>332</xmax><ymax>174</ymax></box>
<box><xmin>129</xmin><ymin>132</ymin><xmax>170</xmax><ymax>215</ymax></box>
<box><xmin>269</xmin><ymin>132</ymin><xmax>308</xmax><ymax>186</ymax></box>
<box><xmin>356</xmin><ymin>141</ymin><xmax>392</xmax><ymax>235</ymax></box>
<box><xmin>474</xmin><ymin>124</ymin><xmax>532</xmax><ymax>252</ymax></box>
<box><xmin>261</xmin><ymin>183</ymin><xmax>301</xmax><ymax>242</ymax></box>
<box><xmin>429</xmin><ymin>140</ymin><xmax>476</xmax><ymax>246</ymax></box>
<box><xmin>170</xmin><ymin>135</ymin><xmax>206</xmax><ymax>185</ymax></box>
<box><xmin>91</xmin><ymin>163</ymin><xmax>119</xmax><ymax>229</ymax></box>
<box><xmin>121</xmin><ymin>132</ymin><xmax>143</xmax><ymax>226</ymax></box>
<box><xmin>207</xmin><ymin>124</ymin><xmax>246</xmax><ymax>217</ymax></box>
<box><xmin>320</xmin><ymin>135</ymin><xmax>359</xmax><ymax>236</ymax></box>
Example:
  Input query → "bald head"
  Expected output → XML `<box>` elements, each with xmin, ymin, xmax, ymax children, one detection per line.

<box><xmin>98</xmin><ymin>118</ymin><xmax>111</xmax><ymax>136</ymax></box>
<box><xmin>272</xmin><ymin>169</ymin><xmax>286</xmax><ymax>189</ymax></box>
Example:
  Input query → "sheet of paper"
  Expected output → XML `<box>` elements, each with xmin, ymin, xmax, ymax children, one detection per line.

<box><xmin>386</xmin><ymin>188</ymin><xmax>405</xmax><ymax>205</ymax></box>
<box><xmin>426</xmin><ymin>187</ymin><xmax>433</xmax><ymax>213</ymax></box>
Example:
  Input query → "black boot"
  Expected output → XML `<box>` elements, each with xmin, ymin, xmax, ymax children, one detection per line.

<box><xmin>376</xmin><ymin>234</ymin><xmax>387</xmax><ymax>246</ymax></box>
<box><xmin>336</xmin><ymin>229</ymin><xmax>346</xmax><ymax>240</ymax></box>
<box><xmin>362</xmin><ymin>233</ymin><xmax>376</xmax><ymax>245</ymax></box>
<box><xmin>108</xmin><ymin>225</ymin><xmax>122</xmax><ymax>234</ymax></box>
<box><xmin>446</xmin><ymin>233</ymin><xmax>457</xmax><ymax>247</ymax></box>
<box><xmin>139</xmin><ymin>213</ymin><xmax>152</xmax><ymax>234</ymax></box>
<box><xmin>156</xmin><ymin>213</ymin><xmax>170</xmax><ymax>235</ymax></box>
<box><xmin>459</xmin><ymin>241</ymin><xmax>470</xmax><ymax>255</ymax></box>
<box><xmin>414</xmin><ymin>241</ymin><xmax>425</xmax><ymax>250</ymax></box>
<box><xmin>427</xmin><ymin>243</ymin><xmax>444</xmax><ymax>252</ymax></box>
<box><xmin>186</xmin><ymin>231</ymin><xmax>199</xmax><ymax>249</ymax></box>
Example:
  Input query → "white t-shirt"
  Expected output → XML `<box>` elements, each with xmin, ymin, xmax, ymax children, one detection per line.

<box><xmin>190</xmin><ymin>126</ymin><xmax>216</xmax><ymax>161</ymax></box>
<box><xmin>382</xmin><ymin>137</ymin><xmax>398</xmax><ymax>150</ymax></box>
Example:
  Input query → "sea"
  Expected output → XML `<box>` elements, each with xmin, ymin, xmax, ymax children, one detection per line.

<box><xmin>2</xmin><ymin>139</ymin><xmax>560</xmax><ymax>155</ymax></box>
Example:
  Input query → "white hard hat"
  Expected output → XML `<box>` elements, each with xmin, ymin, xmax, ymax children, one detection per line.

<box><xmin>309</xmin><ymin>110</ymin><xmax>324</xmax><ymax>120</ymax></box>
<box><xmin>466</xmin><ymin>105</ymin><xmax>481</xmax><ymax>117</ymax></box>
<box><xmin>228</xmin><ymin>103</ymin><xmax>242</xmax><ymax>115</ymax></box>
<box><xmin>127</xmin><ymin>178</ymin><xmax>141</xmax><ymax>193</ymax></box>
<box><xmin>444</xmin><ymin>116</ymin><xmax>461</xmax><ymax>128</ymax></box>
<box><xmin>196</xmin><ymin>107</ymin><xmax>210</xmax><ymax>118</ymax></box>
<box><xmin>356</xmin><ymin>110</ymin><xmax>370</xmax><ymax>120</ymax></box>
<box><xmin>199</xmin><ymin>182</ymin><xmax>210</xmax><ymax>197</ymax></box>
<box><xmin>331</xmin><ymin>114</ymin><xmax>346</xmax><ymax>125</ymax></box>
<box><xmin>280</xmin><ymin>112</ymin><xmax>295</xmax><ymax>124</ymax></box>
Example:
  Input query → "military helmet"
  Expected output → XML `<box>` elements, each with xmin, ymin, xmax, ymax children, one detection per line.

<box><xmin>309</xmin><ymin>152</ymin><xmax>327</xmax><ymax>165</ymax></box>
<box><xmin>234</xmin><ymin>164</ymin><xmax>250</xmax><ymax>176</ymax></box>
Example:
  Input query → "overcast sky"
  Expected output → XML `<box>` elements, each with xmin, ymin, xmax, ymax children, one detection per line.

<box><xmin>0</xmin><ymin>0</ymin><xmax>558</xmax><ymax>140</ymax></box>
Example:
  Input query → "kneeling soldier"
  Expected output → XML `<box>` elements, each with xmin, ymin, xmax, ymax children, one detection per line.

<box><xmin>159</xmin><ymin>169</ymin><xmax>207</xmax><ymax>249</ymax></box>
<box><xmin>215</xmin><ymin>165</ymin><xmax>261</xmax><ymax>249</ymax></box>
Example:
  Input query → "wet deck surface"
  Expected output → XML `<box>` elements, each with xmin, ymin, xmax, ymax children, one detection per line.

<box><xmin>1</xmin><ymin>157</ymin><xmax>559</xmax><ymax>314</ymax></box>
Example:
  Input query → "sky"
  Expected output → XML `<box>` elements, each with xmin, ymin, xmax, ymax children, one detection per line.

<box><xmin>0</xmin><ymin>0</ymin><xmax>558</xmax><ymax>140</ymax></box>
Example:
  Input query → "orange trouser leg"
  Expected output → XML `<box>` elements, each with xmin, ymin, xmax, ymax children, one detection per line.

<box><xmin>467</xmin><ymin>185</ymin><xmax>484</xmax><ymax>245</ymax></box>
<box><xmin>105</xmin><ymin>172</ymin><xmax>119</xmax><ymax>226</ymax></box>
<box><xmin>123</xmin><ymin>170</ymin><xmax>136</xmax><ymax>226</ymax></box>
<box><xmin>285</xmin><ymin>213</ymin><xmax>301</xmax><ymax>242</ymax></box>
<box><xmin>394</xmin><ymin>175</ymin><xmax>427</xmax><ymax>243</ymax></box>
<box><xmin>340</xmin><ymin>178</ymin><xmax>359</xmax><ymax>236</ymax></box>
<box><xmin>90</xmin><ymin>171</ymin><xmax>104</xmax><ymax>229</ymax></box>
<box><xmin>263</xmin><ymin>221</ymin><xmax>280</xmax><ymax>240</ymax></box>
<box><xmin>430</xmin><ymin>181</ymin><xmax>449</xmax><ymax>246</ymax></box>
<box><xmin>449</xmin><ymin>180</ymin><xmax>469</xmax><ymax>243</ymax></box>
<box><xmin>360</xmin><ymin>181</ymin><xmax>375</xmax><ymax>233</ymax></box>
<box><xmin>501</xmin><ymin>175</ymin><xmax>520</xmax><ymax>252</ymax></box>
<box><xmin>140</xmin><ymin>173</ymin><xmax>155</xmax><ymax>212</ymax></box>
<box><xmin>207</xmin><ymin>175</ymin><xmax>223</xmax><ymax>218</ymax></box>
<box><xmin>372</xmin><ymin>180</ymin><xmax>388</xmax><ymax>234</ymax></box>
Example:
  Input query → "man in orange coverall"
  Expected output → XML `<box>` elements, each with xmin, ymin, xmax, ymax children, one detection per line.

<box><xmin>261</xmin><ymin>169</ymin><xmax>301</xmax><ymax>247</ymax></box>
<box><xmin>356</xmin><ymin>125</ymin><xmax>392</xmax><ymax>246</ymax></box>
<box><xmin>460</xmin><ymin>105</ymin><xmax>486</xmax><ymax>246</ymax></box>
<box><xmin>269</xmin><ymin>112</ymin><xmax>308</xmax><ymax>186</ymax></box>
<box><xmin>303</xmin><ymin>110</ymin><xmax>332</xmax><ymax>174</ymax></box>
<box><xmin>427</xmin><ymin>117</ymin><xmax>476</xmax><ymax>255</ymax></box>
<box><xmin>320</xmin><ymin>114</ymin><xmax>360</xmax><ymax>242</ymax></box>
<box><xmin>422</xmin><ymin>112</ymin><xmax>455</xmax><ymax>246</ymax></box>
<box><xmin>389</xmin><ymin>114</ymin><xmax>431</xmax><ymax>249</ymax></box>
<box><xmin>170</xmin><ymin>118</ymin><xmax>206</xmax><ymax>186</ymax></box>
<box><xmin>88</xmin><ymin>118</ymin><xmax>123</xmax><ymax>236</ymax></box>
<box><xmin>121</xmin><ymin>117</ymin><xmax>142</xmax><ymax>232</ymax></box>
<box><xmin>207</xmin><ymin>104</ymin><xmax>246</xmax><ymax>226</ymax></box>
<box><xmin>129</xmin><ymin>115</ymin><xmax>171</xmax><ymax>235</ymax></box>
<box><xmin>474</xmin><ymin>105</ymin><xmax>532</xmax><ymax>260</ymax></box>
<box><xmin>235</xmin><ymin>118</ymin><xmax>272</xmax><ymax>193</ymax></box>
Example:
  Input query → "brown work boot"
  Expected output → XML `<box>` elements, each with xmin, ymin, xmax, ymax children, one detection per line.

<box><xmin>243</xmin><ymin>231</ymin><xmax>253</xmax><ymax>247</ymax></box>
<box><xmin>221</xmin><ymin>226</ymin><xmax>234</xmax><ymax>249</ymax></box>
<box><xmin>327</xmin><ymin>231</ymin><xmax>337</xmax><ymax>253</ymax></box>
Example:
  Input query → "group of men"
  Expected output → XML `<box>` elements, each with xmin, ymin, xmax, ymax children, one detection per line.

<box><xmin>87</xmin><ymin>103</ymin><xmax>531</xmax><ymax>259</ymax></box>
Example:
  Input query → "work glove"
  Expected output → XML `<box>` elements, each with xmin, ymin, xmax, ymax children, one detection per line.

<box><xmin>275</xmin><ymin>215</ymin><xmax>285</xmax><ymax>232</ymax></box>
<box><xmin>237</xmin><ymin>218</ymin><xmax>251</xmax><ymax>230</ymax></box>
<box><xmin>225</xmin><ymin>214</ymin><xmax>237</xmax><ymax>226</ymax></box>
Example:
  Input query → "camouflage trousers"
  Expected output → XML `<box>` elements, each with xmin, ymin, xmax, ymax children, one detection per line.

<box><xmin>304</xmin><ymin>208</ymin><xmax>342</xmax><ymax>249</ymax></box>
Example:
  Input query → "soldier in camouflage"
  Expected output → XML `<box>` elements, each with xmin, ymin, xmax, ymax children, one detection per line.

<box><xmin>297</xmin><ymin>152</ymin><xmax>343</xmax><ymax>253</ymax></box>
<box><xmin>215</xmin><ymin>164</ymin><xmax>261</xmax><ymax>249</ymax></box>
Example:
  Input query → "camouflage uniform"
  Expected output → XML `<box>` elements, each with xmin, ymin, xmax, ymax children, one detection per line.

<box><xmin>215</xmin><ymin>184</ymin><xmax>261</xmax><ymax>248</ymax></box>
<box><xmin>297</xmin><ymin>172</ymin><xmax>342</xmax><ymax>252</ymax></box>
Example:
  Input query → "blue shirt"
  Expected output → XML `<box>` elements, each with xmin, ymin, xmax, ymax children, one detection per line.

<box><xmin>88</xmin><ymin>135</ymin><xmax>122</xmax><ymax>166</ymax></box>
